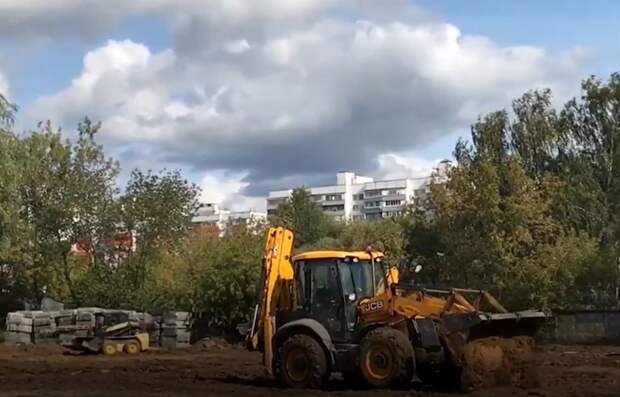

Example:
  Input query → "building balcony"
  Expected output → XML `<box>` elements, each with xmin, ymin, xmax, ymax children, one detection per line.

<box><xmin>382</xmin><ymin>193</ymin><xmax>407</xmax><ymax>201</ymax></box>
<box><xmin>363</xmin><ymin>194</ymin><xmax>383</xmax><ymax>200</ymax></box>
<box><xmin>321</xmin><ymin>199</ymin><xmax>345</xmax><ymax>206</ymax></box>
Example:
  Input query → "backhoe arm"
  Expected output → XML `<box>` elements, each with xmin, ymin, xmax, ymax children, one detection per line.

<box><xmin>247</xmin><ymin>227</ymin><xmax>295</xmax><ymax>374</ymax></box>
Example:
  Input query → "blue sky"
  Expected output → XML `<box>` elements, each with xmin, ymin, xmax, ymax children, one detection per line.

<box><xmin>0</xmin><ymin>1</ymin><xmax>617</xmax><ymax>209</ymax></box>
<box><xmin>418</xmin><ymin>0</ymin><xmax>618</xmax><ymax>74</ymax></box>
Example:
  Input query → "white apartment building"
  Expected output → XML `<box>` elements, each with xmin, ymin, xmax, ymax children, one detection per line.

<box><xmin>266</xmin><ymin>161</ymin><xmax>452</xmax><ymax>221</ymax></box>
<box><xmin>191</xmin><ymin>203</ymin><xmax>266</xmax><ymax>234</ymax></box>
<box><xmin>267</xmin><ymin>172</ymin><xmax>434</xmax><ymax>222</ymax></box>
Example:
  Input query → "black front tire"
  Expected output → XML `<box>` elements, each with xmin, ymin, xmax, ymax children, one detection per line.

<box><xmin>358</xmin><ymin>327</ymin><xmax>414</xmax><ymax>388</ymax></box>
<box><xmin>278</xmin><ymin>334</ymin><xmax>328</xmax><ymax>389</ymax></box>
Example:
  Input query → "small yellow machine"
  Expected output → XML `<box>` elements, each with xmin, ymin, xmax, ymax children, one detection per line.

<box><xmin>64</xmin><ymin>320</ymin><xmax>149</xmax><ymax>355</ymax></box>
<box><xmin>247</xmin><ymin>227</ymin><xmax>546</xmax><ymax>390</ymax></box>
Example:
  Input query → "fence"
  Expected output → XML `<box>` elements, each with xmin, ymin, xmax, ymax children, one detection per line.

<box><xmin>552</xmin><ymin>310</ymin><xmax>620</xmax><ymax>344</ymax></box>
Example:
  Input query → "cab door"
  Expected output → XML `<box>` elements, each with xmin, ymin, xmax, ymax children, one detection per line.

<box><xmin>305</xmin><ymin>260</ymin><xmax>345</xmax><ymax>341</ymax></box>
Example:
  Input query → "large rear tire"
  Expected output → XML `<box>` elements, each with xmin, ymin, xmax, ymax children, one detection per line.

<box><xmin>279</xmin><ymin>334</ymin><xmax>328</xmax><ymax>389</ymax></box>
<box><xmin>359</xmin><ymin>327</ymin><xmax>414</xmax><ymax>388</ymax></box>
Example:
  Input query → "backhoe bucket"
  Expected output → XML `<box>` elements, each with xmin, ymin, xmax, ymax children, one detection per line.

<box><xmin>440</xmin><ymin>310</ymin><xmax>547</xmax><ymax>392</ymax></box>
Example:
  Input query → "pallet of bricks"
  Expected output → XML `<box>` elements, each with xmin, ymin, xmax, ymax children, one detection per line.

<box><xmin>5</xmin><ymin>312</ymin><xmax>33</xmax><ymax>344</ymax></box>
<box><xmin>161</xmin><ymin>311</ymin><xmax>191</xmax><ymax>349</ymax></box>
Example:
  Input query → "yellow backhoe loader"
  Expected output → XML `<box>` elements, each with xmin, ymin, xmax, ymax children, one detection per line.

<box><xmin>247</xmin><ymin>227</ymin><xmax>547</xmax><ymax>391</ymax></box>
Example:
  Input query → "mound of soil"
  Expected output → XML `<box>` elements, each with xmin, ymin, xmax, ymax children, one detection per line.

<box><xmin>192</xmin><ymin>337</ymin><xmax>237</xmax><ymax>351</ymax></box>
<box><xmin>461</xmin><ymin>336</ymin><xmax>539</xmax><ymax>391</ymax></box>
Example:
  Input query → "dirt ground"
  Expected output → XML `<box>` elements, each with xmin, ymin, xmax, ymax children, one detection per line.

<box><xmin>0</xmin><ymin>342</ymin><xmax>619</xmax><ymax>397</ymax></box>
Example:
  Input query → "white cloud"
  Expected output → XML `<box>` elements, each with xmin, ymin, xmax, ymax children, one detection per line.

<box><xmin>223</xmin><ymin>39</ymin><xmax>251</xmax><ymax>54</ymax></box>
<box><xmin>29</xmin><ymin>39</ymin><xmax>175</xmax><ymax>142</ymax></box>
<box><xmin>23</xmin><ymin>2</ymin><xmax>592</xmax><ymax>206</ymax></box>
<box><xmin>375</xmin><ymin>154</ymin><xmax>439</xmax><ymax>181</ymax></box>
<box><xmin>199</xmin><ymin>170</ymin><xmax>265</xmax><ymax>212</ymax></box>
<box><xmin>0</xmin><ymin>72</ymin><xmax>9</xmax><ymax>99</ymax></box>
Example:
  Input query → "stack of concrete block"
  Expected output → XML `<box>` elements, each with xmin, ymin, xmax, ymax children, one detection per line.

<box><xmin>56</xmin><ymin>309</ymin><xmax>79</xmax><ymax>344</ymax></box>
<box><xmin>5</xmin><ymin>308</ymin><xmax>193</xmax><ymax>348</ymax></box>
<box><xmin>103</xmin><ymin>309</ymin><xmax>131</xmax><ymax>325</ymax></box>
<box><xmin>31</xmin><ymin>311</ymin><xmax>58</xmax><ymax>343</ymax></box>
<box><xmin>56</xmin><ymin>310</ymin><xmax>77</xmax><ymax>330</ymax></box>
<box><xmin>74</xmin><ymin>307</ymin><xmax>104</xmax><ymax>338</ymax></box>
<box><xmin>5</xmin><ymin>312</ymin><xmax>33</xmax><ymax>344</ymax></box>
<box><xmin>161</xmin><ymin>311</ymin><xmax>191</xmax><ymax>349</ymax></box>
<box><xmin>131</xmin><ymin>312</ymin><xmax>160</xmax><ymax>347</ymax></box>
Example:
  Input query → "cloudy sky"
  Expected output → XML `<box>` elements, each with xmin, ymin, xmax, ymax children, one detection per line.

<box><xmin>0</xmin><ymin>0</ymin><xmax>617</xmax><ymax>211</ymax></box>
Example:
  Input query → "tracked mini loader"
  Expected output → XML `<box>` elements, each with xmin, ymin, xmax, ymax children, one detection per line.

<box><xmin>247</xmin><ymin>227</ymin><xmax>547</xmax><ymax>391</ymax></box>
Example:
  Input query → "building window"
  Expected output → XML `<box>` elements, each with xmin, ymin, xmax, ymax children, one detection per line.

<box><xmin>323</xmin><ymin>204</ymin><xmax>344</xmax><ymax>212</ymax></box>
<box><xmin>353</xmin><ymin>194</ymin><xmax>364</xmax><ymax>200</ymax></box>
<box><xmin>325</xmin><ymin>194</ymin><xmax>342</xmax><ymax>201</ymax></box>
<box><xmin>365</xmin><ymin>190</ymin><xmax>382</xmax><ymax>197</ymax></box>
<box><xmin>385</xmin><ymin>200</ymin><xmax>402</xmax><ymax>207</ymax></box>
<box><xmin>365</xmin><ymin>201</ymin><xmax>381</xmax><ymax>208</ymax></box>
<box><xmin>352</xmin><ymin>205</ymin><xmax>360</xmax><ymax>211</ymax></box>
<box><xmin>387</xmin><ymin>189</ymin><xmax>403</xmax><ymax>195</ymax></box>
<box><xmin>382</xmin><ymin>211</ymin><xmax>403</xmax><ymax>218</ymax></box>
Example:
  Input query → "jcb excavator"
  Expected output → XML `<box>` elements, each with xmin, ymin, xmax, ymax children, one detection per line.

<box><xmin>247</xmin><ymin>227</ymin><xmax>547</xmax><ymax>391</ymax></box>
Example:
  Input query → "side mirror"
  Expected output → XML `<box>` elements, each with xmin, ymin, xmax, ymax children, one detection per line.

<box><xmin>414</xmin><ymin>265</ymin><xmax>422</xmax><ymax>273</ymax></box>
<box><xmin>347</xmin><ymin>293</ymin><xmax>357</xmax><ymax>302</ymax></box>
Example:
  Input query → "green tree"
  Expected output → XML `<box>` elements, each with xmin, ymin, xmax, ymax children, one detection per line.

<box><xmin>79</xmin><ymin>169</ymin><xmax>201</xmax><ymax>306</ymax></box>
<box><xmin>272</xmin><ymin>188</ymin><xmax>337</xmax><ymax>245</ymax></box>
<box><xmin>0</xmin><ymin>118</ymin><xmax>120</xmax><ymax>305</ymax></box>
<box><xmin>510</xmin><ymin>89</ymin><xmax>564</xmax><ymax>178</ymax></box>
<box><xmin>0</xmin><ymin>95</ymin><xmax>28</xmax><ymax>312</ymax></box>
<box><xmin>402</xmin><ymin>210</ymin><xmax>446</xmax><ymax>285</ymax></box>
<box><xmin>411</xmin><ymin>111</ymin><xmax>602</xmax><ymax>309</ymax></box>
<box><xmin>562</xmin><ymin>74</ymin><xmax>620</xmax><ymax>245</ymax></box>
<box><xmin>337</xmin><ymin>219</ymin><xmax>406</xmax><ymax>266</ymax></box>
<box><xmin>120</xmin><ymin>169</ymin><xmax>200</xmax><ymax>255</ymax></box>
<box><xmin>148</xmin><ymin>225</ymin><xmax>265</xmax><ymax>333</ymax></box>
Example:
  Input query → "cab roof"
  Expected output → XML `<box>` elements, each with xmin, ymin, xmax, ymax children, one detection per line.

<box><xmin>292</xmin><ymin>250</ymin><xmax>384</xmax><ymax>262</ymax></box>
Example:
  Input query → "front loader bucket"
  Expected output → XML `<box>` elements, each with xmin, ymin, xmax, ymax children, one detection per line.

<box><xmin>440</xmin><ymin>310</ymin><xmax>548</xmax><ymax>392</ymax></box>
<box><xmin>469</xmin><ymin>310</ymin><xmax>548</xmax><ymax>339</ymax></box>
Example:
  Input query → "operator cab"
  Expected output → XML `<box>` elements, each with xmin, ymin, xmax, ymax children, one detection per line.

<box><xmin>287</xmin><ymin>251</ymin><xmax>389</xmax><ymax>342</ymax></box>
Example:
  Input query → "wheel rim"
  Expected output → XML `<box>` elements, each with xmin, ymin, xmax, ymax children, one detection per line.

<box><xmin>103</xmin><ymin>344</ymin><xmax>116</xmax><ymax>355</ymax></box>
<box><xmin>126</xmin><ymin>343</ymin><xmax>139</xmax><ymax>354</ymax></box>
<box><xmin>365</xmin><ymin>343</ymin><xmax>393</xmax><ymax>380</ymax></box>
<box><xmin>285</xmin><ymin>348</ymin><xmax>310</xmax><ymax>383</ymax></box>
